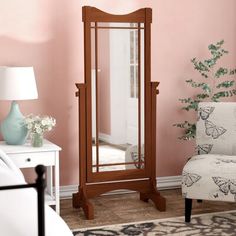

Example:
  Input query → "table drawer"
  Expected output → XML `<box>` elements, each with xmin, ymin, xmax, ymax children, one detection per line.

<box><xmin>8</xmin><ymin>152</ymin><xmax>55</xmax><ymax>168</ymax></box>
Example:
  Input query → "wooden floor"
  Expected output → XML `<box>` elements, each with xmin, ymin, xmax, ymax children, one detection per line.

<box><xmin>60</xmin><ymin>189</ymin><xmax>235</xmax><ymax>230</ymax></box>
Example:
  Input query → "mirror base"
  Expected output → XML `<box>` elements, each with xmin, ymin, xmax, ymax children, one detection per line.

<box><xmin>72</xmin><ymin>179</ymin><xmax>166</xmax><ymax>220</ymax></box>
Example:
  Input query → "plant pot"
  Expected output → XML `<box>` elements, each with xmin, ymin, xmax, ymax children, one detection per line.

<box><xmin>31</xmin><ymin>133</ymin><xmax>43</xmax><ymax>147</ymax></box>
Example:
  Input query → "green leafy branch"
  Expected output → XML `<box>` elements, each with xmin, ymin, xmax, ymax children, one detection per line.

<box><xmin>174</xmin><ymin>121</ymin><xmax>196</xmax><ymax>140</ymax></box>
<box><xmin>174</xmin><ymin>40</ymin><xmax>236</xmax><ymax>140</ymax></box>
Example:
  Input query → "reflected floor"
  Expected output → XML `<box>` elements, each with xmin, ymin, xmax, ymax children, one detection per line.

<box><xmin>92</xmin><ymin>141</ymin><xmax>131</xmax><ymax>172</ymax></box>
<box><xmin>92</xmin><ymin>144</ymin><xmax>126</xmax><ymax>171</ymax></box>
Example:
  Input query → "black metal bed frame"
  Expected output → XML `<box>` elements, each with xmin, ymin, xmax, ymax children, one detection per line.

<box><xmin>0</xmin><ymin>165</ymin><xmax>46</xmax><ymax>236</ymax></box>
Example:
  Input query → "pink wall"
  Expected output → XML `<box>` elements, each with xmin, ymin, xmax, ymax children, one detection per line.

<box><xmin>0</xmin><ymin>0</ymin><xmax>236</xmax><ymax>185</ymax></box>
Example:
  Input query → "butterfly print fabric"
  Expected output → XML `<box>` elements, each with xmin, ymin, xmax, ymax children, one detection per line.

<box><xmin>216</xmin><ymin>158</ymin><xmax>236</xmax><ymax>164</ymax></box>
<box><xmin>182</xmin><ymin>171</ymin><xmax>201</xmax><ymax>187</ymax></box>
<box><xmin>196</xmin><ymin>144</ymin><xmax>213</xmax><ymax>154</ymax></box>
<box><xmin>199</xmin><ymin>106</ymin><xmax>215</xmax><ymax>120</ymax></box>
<box><xmin>182</xmin><ymin>154</ymin><xmax>236</xmax><ymax>202</ymax></box>
<box><xmin>130</xmin><ymin>151</ymin><xmax>144</xmax><ymax>169</ymax></box>
<box><xmin>196</xmin><ymin>102</ymin><xmax>236</xmax><ymax>156</ymax></box>
<box><xmin>212</xmin><ymin>177</ymin><xmax>236</xmax><ymax>200</ymax></box>
<box><xmin>204</xmin><ymin>120</ymin><xmax>227</xmax><ymax>139</ymax></box>
<box><xmin>182</xmin><ymin>102</ymin><xmax>236</xmax><ymax>203</ymax></box>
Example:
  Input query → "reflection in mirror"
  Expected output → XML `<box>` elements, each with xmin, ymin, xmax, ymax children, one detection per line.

<box><xmin>91</xmin><ymin>22</ymin><xmax>145</xmax><ymax>172</ymax></box>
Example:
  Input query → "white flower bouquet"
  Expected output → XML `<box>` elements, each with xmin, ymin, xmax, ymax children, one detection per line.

<box><xmin>24</xmin><ymin>115</ymin><xmax>56</xmax><ymax>147</ymax></box>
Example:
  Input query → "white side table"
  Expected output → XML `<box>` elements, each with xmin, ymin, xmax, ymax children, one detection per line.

<box><xmin>0</xmin><ymin>139</ymin><xmax>61</xmax><ymax>214</ymax></box>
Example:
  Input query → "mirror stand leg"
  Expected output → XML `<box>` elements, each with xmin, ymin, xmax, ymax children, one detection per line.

<box><xmin>72</xmin><ymin>188</ymin><xmax>94</xmax><ymax>220</ymax></box>
<box><xmin>72</xmin><ymin>192</ymin><xmax>81</xmax><ymax>208</ymax></box>
<box><xmin>150</xmin><ymin>182</ymin><xmax>166</xmax><ymax>211</ymax></box>
<box><xmin>83</xmin><ymin>200</ymin><xmax>94</xmax><ymax>220</ymax></box>
<box><xmin>140</xmin><ymin>192</ymin><xmax>149</xmax><ymax>202</ymax></box>
<box><xmin>148</xmin><ymin>192</ymin><xmax>166</xmax><ymax>212</ymax></box>
<box><xmin>139</xmin><ymin>181</ymin><xmax>166</xmax><ymax>212</ymax></box>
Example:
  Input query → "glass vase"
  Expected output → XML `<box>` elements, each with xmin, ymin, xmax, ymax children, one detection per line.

<box><xmin>31</xmin><ymin>133</ymin><xmax>43</xmax><ymax>147</ymax></box>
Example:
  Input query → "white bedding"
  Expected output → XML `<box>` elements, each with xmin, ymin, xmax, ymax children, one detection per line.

<box><xmin>0</xmin><ymin>150</ymin><xmax>72</xmax><ymax>236</ymax></box>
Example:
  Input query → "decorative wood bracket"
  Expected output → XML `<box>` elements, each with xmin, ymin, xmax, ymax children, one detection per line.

<box><xmin>75</xmin><ymin>83</ymin><xmax>86</xmax><ymax>97</ymax></box>
<box><xmin>151</xmin><ymin>81</ymin><xmax>160</xmax><ymax>95</ymax></box>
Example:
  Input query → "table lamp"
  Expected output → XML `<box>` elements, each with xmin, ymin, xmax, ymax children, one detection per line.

<box><xmin>0</xmin><ymin>66</ymin><xmax>38</xmax><ymax>145</ymax></box>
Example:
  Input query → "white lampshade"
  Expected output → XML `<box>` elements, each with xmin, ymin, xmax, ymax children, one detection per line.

<box><xmin>0</xmin><ymin>66</ymin><xmax>38</xmax><ymax>100</ymax></box>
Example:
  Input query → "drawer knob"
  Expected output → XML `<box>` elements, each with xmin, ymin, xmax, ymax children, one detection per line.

<box><xmin>26</xmin><ymin>158</ymin><xmax>31</xmax><ymax>162</ymax></box>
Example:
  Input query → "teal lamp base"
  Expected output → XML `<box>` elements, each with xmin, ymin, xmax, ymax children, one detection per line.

<box><xmin>1</xmin><ymin>101</ymin><xmax>28</xmax><ymax>145</ymax></box>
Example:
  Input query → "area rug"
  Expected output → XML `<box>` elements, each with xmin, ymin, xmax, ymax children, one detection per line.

<box><xmin>72</xmin><ymin>210</ymin><xmax>236</xmax><ymax>235</ymax></box>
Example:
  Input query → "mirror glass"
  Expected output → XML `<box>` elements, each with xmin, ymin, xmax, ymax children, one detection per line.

<box><xmin>91</xmin><ymin>22</ymin><xmax>145</xmax><ymax>172</ymax></box>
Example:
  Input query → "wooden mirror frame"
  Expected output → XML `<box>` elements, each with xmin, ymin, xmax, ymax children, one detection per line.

<box><xmin>73</xmin><ymin>6</ymin><xmax>166</xmax><ymax>219</ymax></box>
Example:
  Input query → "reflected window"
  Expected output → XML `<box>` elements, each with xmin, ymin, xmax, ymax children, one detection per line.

<box><xmin>130</xmin><ymin>23</ymin><xmax>139</xmax><ymax>98</ymax></box>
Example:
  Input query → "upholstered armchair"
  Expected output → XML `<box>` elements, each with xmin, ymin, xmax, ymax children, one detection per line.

<box><xmin>182</xmin><ymin>102</ymin><xmax>236</xmax><ymax>222</ymax></box>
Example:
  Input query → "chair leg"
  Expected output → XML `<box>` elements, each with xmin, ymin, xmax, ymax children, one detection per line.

<box><xmin>185</xmin><ymin>198</ymin><xmax>192</xmax><ymax>223</ymax></box>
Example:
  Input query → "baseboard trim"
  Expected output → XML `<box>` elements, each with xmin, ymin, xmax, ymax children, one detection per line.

<box><xmin>59</xmin><ymin>175</ymin><xmax>181</xmax><ymax>199</ymax></box>
<box><xmin>99</xmin><ymin>133</ymin><xmax>111</xmax><ymax>143</ymax></box>
<box><xmin>156</xmin><ymin>175</ymin><xmax>182</xmax><ymax>190</ymax></box>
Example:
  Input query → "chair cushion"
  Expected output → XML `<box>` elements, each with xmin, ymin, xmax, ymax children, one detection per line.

<box><xmin>182</xmin><ymin>154</ymin><xmax>236</xmax><ymax>202</ymax></box>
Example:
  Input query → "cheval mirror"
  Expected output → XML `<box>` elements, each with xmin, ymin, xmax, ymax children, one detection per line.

<box><xmin>73</xmin><ymin>6</ymin><xmax>166</xmax><ymax>219</ymax></box>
